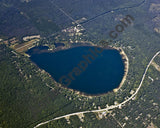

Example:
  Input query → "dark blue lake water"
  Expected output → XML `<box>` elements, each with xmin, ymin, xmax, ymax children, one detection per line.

<box><xmin>27</xmin><ymin>46</ymin><xmax>124</xmax><ymax>95</ymax></box>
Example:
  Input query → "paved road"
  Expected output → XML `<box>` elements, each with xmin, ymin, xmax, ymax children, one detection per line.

<box><xmin>34</xmin><ymin>51</ymin><xmax>160</xmax><ymax>128</ymax></box>
<box><xmin>80</xmin><ymin>0</ymin><xmax>146</xmax><ymax>24</ymax></box>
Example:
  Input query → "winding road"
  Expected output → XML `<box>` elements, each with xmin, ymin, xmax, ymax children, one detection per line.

<box><xmin>34</xmin><ymin>51</ymin><xmax>160</xmax><ymax>128</ymax></box>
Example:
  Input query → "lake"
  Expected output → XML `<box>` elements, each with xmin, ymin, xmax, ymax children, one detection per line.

<box><xmin>26</xmin><ymin>46</ymin><xmax>125</xmax><ymax>95</ymax></box>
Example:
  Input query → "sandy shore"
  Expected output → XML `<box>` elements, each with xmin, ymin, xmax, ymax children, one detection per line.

<box><xmin>112</xmin><ymin>47</ymin><xmax>129</xmax><ymax>93</ymax></box>
<box><xmin>58</xmin><ymin>45</ymin><xmax>129</xmax><ymax>97</ymax></box>
<box><xmin>28</xmin><ymin>44</ymin><xmax>129</xmax><ymax>97</ymax></box>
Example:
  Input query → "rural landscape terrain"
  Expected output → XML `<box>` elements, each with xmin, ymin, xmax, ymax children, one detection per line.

<box><xmin>0</xmin><ymin>0</ymin><xmax>160</xmax><ymax>128</ymax></box>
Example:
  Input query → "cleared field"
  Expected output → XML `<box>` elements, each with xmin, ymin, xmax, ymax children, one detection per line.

<box><xmin>151</xmin><ymin>61</ymin><xmax>160</xmax><ymax>72</ymax></box>
<box><xmin>14</xmin><ymin>39</ymin><xmax>39</xmax><ymax>53</ymax></box>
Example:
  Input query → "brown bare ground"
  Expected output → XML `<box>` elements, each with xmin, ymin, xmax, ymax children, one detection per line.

<box><xmin>14</xmin><ymin>39</ymin><xmax>39</xmax><ymax>53</ymax></box>
<box><xmin>151</xmin><ymin>61</ymin><xmax>160</xmax><ymax>72</ymax></box>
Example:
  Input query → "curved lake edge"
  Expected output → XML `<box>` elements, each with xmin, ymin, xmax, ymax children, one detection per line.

<box><xmin>26</xmin><ymin>44</ymin><xmax>129</xmax><ymax>97</ymax></box>
<box><xmin>112</xmin><ymin>47</ymin><xmax>129</xmax><ymax>93</ymax></box>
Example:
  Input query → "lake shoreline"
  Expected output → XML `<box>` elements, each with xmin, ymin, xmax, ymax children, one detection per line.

<box><xmin>26</xmin><ymin>43</ymin><xmax>129</xmax><ymax>97</ymax></box>
<box><xmin>66</xmin><ymin>46</ymin><xmax>129</xmax><ymax>97</ymax></box>
<box><xmin>112</xmin><ymin>47</ymin><xmax>129</xmax><ymax>93</ymax></box>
